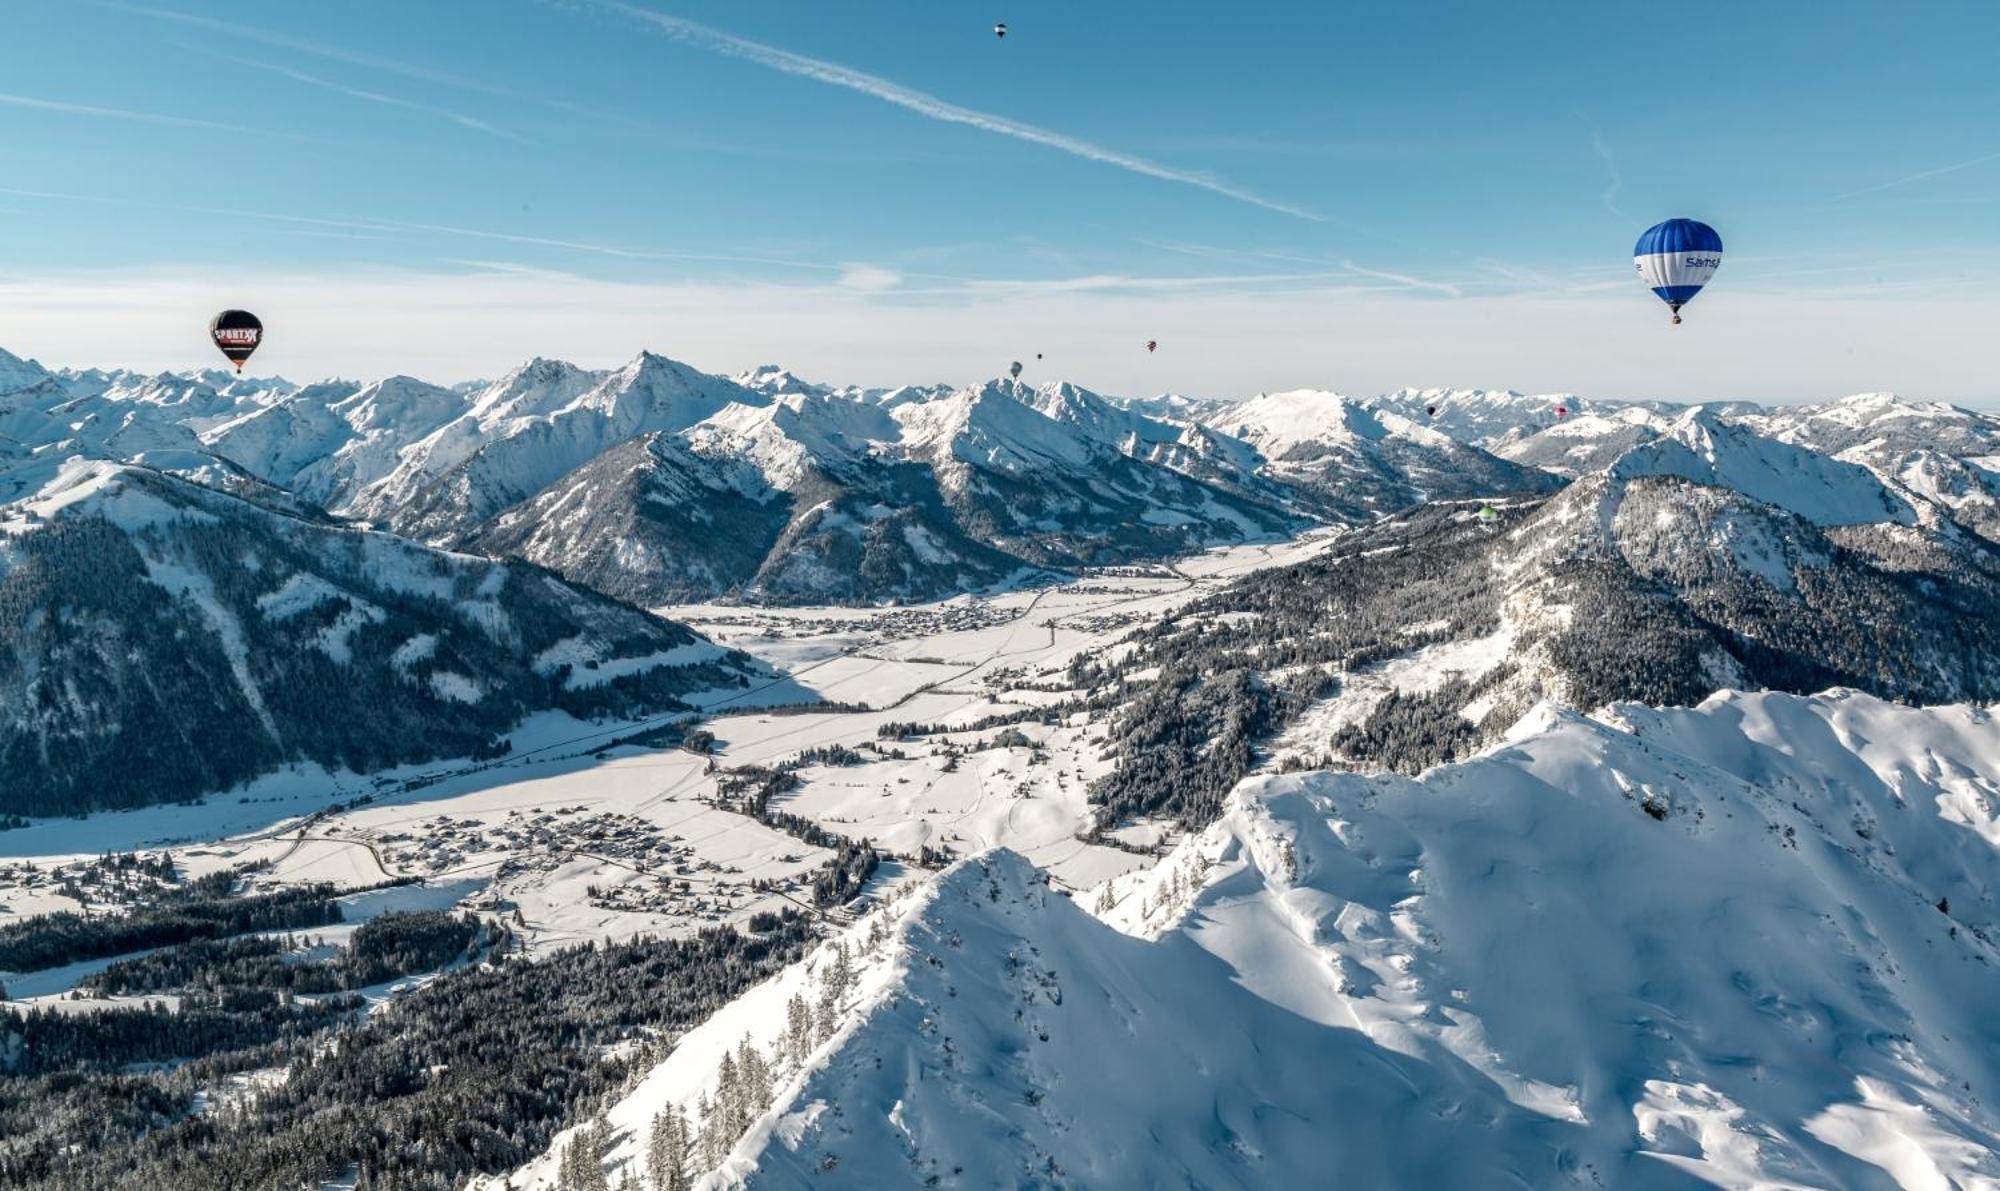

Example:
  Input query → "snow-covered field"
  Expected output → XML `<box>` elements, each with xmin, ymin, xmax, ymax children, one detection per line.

<box><xmin>0</xmin><ymin>533</ymin><xmax>1337</xmax><ymax>996</ymax></box>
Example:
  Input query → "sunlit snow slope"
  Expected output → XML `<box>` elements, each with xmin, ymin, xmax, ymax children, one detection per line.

<box><xmin>662</xmin><ymin>690</ymin><xmax>2000</xmax><ymax>1189</ymax></box>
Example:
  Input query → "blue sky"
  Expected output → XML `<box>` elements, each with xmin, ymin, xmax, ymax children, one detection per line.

<box><xmin>3</xmin><ymin>0</ymin><xmax>1998</xmax><ymax>400</ymax></box>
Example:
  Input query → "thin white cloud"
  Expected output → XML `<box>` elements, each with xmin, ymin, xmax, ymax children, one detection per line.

<box><xmin>113</xmin><ymin>2</ymin><xmax>631</xmax><ymax>126</ymax></box>
<box><xmin>1588</xmin><ymin>130</ymin><xmax>1637</xmax><ymax>226</ymax></box>
<box><xmin>213</xmin><ymin>53</ymin><xmax>533</xmax><ymax>144</ymax></box>
<box><xmin>837</xmin><ymin>263</ymin><xmax>903</xmax><ymax>292</ymax></box>
<box><xmin>1137</xmin><ymin>239</ymin><xmax>1257</xmax><ymax>265</ymax></box>
<box><xmin>1142</xmin><ymin>240</ymin><xmax>1466</xmax><ymax>295</ymax></box>
<box><xmin>382</xmin><ymin>217</ymin><xmax>841</xmax><ymax>273</ymax></box>
<box><xmin>589</xmin><ymin>1</ymin><xmax>1319</xmax><ymax>222</ymax></box>
<box><xmin>1340</xmin><ymin>261</ymin><xmax>1463</xmax><ymax>298</ymax></box>
<box><xmin>438</xmin><ymin>258</ymin><xmax>595</xmax><ymax>280</ymax></box>
<box><xmin>269</xmin><ymin>228</ymin><xmax>400</xmax><ymax>243</ymax></box>
<box><xmin>963</xmin><ymin>271</ymin><xmax>1357</xmax><ymax>294</ymax></box>
<box><xmin>0</xmin><ymin>184</ymin><xmax>843</xmax><ymax>273</ymax></box>
<box><xmin>1477</xmin><ymin>258</ymin><xmax>1561</xmax><ymax>288</ymax></box>
<box><xmin>1830</xmin><ymin>148</ymin><xmax>2000</xmax><ymax>201</ymax></box>
<box><xmin>0</xmin><ymin>91</ymin><xmax>318</xmax><ymax>140</ymax></box>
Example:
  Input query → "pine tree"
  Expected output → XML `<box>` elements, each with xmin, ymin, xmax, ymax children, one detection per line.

<box><xmin>647</xmin><ymin>1103</ymin><xmax>690</xmax><ymax>1191</ymax></box>
<box><xmin>738</xmin><ymin>1036</ymin><xmax>773</xmax><ymax>1118</ymax></box>
<box><xmin>784</xmin><ymin>992</ymin><xmax>813</xmax><ymax>1068</ymax></box>
<box><xmin>716</xmin><ymin>1049</ymin><xmax>745</xmax><ymax>1139</ymax></box>
<box><xmin>828</xmin><ymin>941</ymin><xmax>855</xmax><ymax>998</ymax></box>
<box><xmin>556</xmin><ymin>1139</ymin><xmax>581</xmax><ymax>1191</ymax></box>
<box><xmin>813</xmin><ymin>974</ymin><xmax>840</xmax><ymax>1045</ymax></box>
<box><xmin>695</xmin><ymin>1091</ymin><xmax>724</xmax><ymax>1172</ymax></box>
<box><xmin>559</xmin><ymin>1118</ymin><xmax>610</xmax><ymax>1191</ymax></box>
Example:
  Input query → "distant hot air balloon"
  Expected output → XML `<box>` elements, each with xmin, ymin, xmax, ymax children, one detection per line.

<box><xmin>209</xmin><ymin>310</ymin><xmax>263</xmax><ymax>373</ymax></box>
<box><xmin>1425</xmin><ymin>404</ymin><xmax>1437</xmax><ymax>418</ymax></box>
<box><xmin>1036</xmin><ymin>353</ymin><xmax>1043</xmax><ymax>359</ymax></box>
<box><xmin>1009</xmin><ymin>360</ymin><xmax>1023</xmax><ymax>380</ymax></box>
<box><xmin>1633</xmin><ymin>218</ymin><xmax>1723</xmax><ymax>325</ymax></box>
<box><xmin>994</xmin><ymin>21</ymin><xmax>1007</xmax><ymax>38</ymax></box>
<box><xmin>1145</xmin><ymin>340</ymin><xmax>1157</xmax><ymax>353</ymax></box>
<box><xmin>1554</xmin><ymin>404</ymin><xmax>1569</xmax><ymax>419</ymax></box>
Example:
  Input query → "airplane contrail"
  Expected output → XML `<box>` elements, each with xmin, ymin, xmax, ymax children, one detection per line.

<box><xmin>592</xmin><ymin>1</ymin><xmax>1320</xmax><ymax>222</ymax></box>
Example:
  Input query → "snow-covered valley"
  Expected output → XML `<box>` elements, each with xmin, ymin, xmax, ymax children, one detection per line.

<box><xmin>6</xmin><ymin>521</ymin><xmax>1999</xmax><ymax>1189</ymax></box>
<box><xmin>5</xmin><ymin>346</ymin><xmax>2000</xmax><ymax>1189</ymax></box>
<box><xmin>0</xmin><ymin>534</ymin><xmax>1326</xmax><ymax>994</ymax></box>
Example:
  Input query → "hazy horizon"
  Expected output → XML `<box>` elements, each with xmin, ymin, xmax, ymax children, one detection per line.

<box><xmin>5</xmin><ymin>2</ymin><xmax>1999</xmax><ymax>401</ymax></box>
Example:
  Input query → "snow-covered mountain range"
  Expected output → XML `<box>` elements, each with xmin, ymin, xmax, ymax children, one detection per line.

<box><xmin>6</xmin><ymin>338</ymin><xmax>2000</xmax><ymax>1189</ymax></box>
<box><xmin>12</xmin><ymin>344</ymin><xmax>1998</xmax><ymax>607</ymax></box>
<box><xmin>506</xmin><ymin>689</ymin><xmax>2000</xmax><ymax>1189</ymax></box>
<box><xmin>6</xmin><ymin>341</ymin><xmax>2000</xmax><ymax>817</ymax></box>
<box><xmin>0</xmin><ymin>347</ymin><xmax>1562</xmax><ymax>605</ymax></box>
<box><xmin>9</xmin><ymin>339</ymin><xmax>2000</xmax><ymax>767</ymax></box>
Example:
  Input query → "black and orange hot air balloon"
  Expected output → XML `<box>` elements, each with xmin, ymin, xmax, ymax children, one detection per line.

<box><xmin>209</xmin><ymin>310</ymin><xmax>264</xmax><ymax>373</ymax></box>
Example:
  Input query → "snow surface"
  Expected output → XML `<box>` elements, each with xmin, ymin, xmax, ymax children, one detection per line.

<box><xmin>1611</xmin><ymin>409</ymin><xmax>1917</xmax><ymax>528</ymax></box>
<box><xmin>517</xmin><ymin>688</ymin><xmax>2000</xmax><ymax>1190</ymax></box>
<box><xmin>0</xmin><ymin>538</ymin><xmax>1318</xmax><ymax>982</ymax></box>
<box><xmin>14</xmin><ymin>351</ymin><xmax>2000</xmax><ymax>1186</ymax></box>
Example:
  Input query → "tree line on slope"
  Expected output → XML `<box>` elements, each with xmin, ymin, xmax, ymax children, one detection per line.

<box><xmin>1075</xmin><ymin>479</ymin><xmax>2000</xmax><ymax>826</ymax></box>
<box><xmin>1078</xmin><ymin>503</ymin><xmax>1510</xmax><ymax>827</ymax></box>
<box><xmin>550</xmin><ymin>933</ymin><xmax>878</xmax><ymax>1190</ymax></box>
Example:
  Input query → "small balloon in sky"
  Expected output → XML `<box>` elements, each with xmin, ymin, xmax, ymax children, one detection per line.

<box><xmin>1145</xmin><ymin>340</ymin><xmax>1157</xmax><ymax>353</ymax></box>
<box><xmin>1009</xmin><ymin>360</ymin><xmax>1023</xmax><ymax>379</ymax></box>
<box><xmin>994</xmin><ymin>22</ymin><xmax>1007</xmax><ymax>38</ymax></box>
<box><xmin>209</xmin><ymin>310</ymin><xmax>264</xmax><ymax>373</ymax></box>
<box><xmin>1633</xmin><ymin>218</ymin><xmax>1723</xmax><ymax>325</ymax></box>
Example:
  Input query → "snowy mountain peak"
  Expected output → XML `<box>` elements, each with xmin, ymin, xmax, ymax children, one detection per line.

<box><xmin>1609</xmin><ymin>406</ymin><xmax>1917</xmax><ymax>527</ymax></box>
<box><xmin>1006</xmin><ymin>379</ymin><xmax>1178</xmax><ymax>453</ymax></box>
<box><xmin>1368</xmin><ymin>405</ymin><xmax>1460</xmax><ymax>448</ymax></box>
<box><xmin>1377</xmin><ymin>387</ymin><xmax>1594</xmax><ymax>445</ymax></box>
<box><xmin>686</xmin><ymin>388</ymin><xmax>893</xmax><ymax>489</ymax></box>
<box><xmin>578</xmin><ymin>351</ymin><xmax>765</xmax><ymax>429</ymax></box>
<box><xmin>893</xmin><ymin>379</ymin><xmax>1096</xmax><ymax>473</ymax></box>
<box><xmin>1212</xmin><ymin>388</ymin><xmax>1384</xmax><ymax>454</ymax></box>
<box><xmin>1827</xmin><ymin>390</ymin><xmax>1958</xmax><ymax>417</ymax></box>
<box><xmin>973</xmin><ymin>375</ymin><xmax>1040</xmax><ymax>402</ymax></box>
<box><xmin>0</xmin><ymin>345</ymin><xmax>54</xmax><ymax>396</ymax></box>
<box><xmin>326</xmin><ymin>375</ymin><xmax>464</xmax><ymax>433</ymax></box>
<box><xmin>546</xmin><ymin>689</ymin><xmax>2000</xmax><ymax>1191</ymax></box>
<box><xmin>466</xmin><ymin>356</ymin><xmax>603</xmax><ymax>423</ymax></box>
<box><xmin>869</xmin><ymin>382</ymin><xmax>956</xmax><ymax>410</ymax></box>
<box><xmin>732</xmin><ymin>363</ymin><xmax>827</xmax><ymax>398</ymax></box>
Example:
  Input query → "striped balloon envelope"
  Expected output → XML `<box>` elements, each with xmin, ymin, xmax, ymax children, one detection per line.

<box><xmin>1633</xmin><ymin>219</ymin><xmax>1723</xmax><ymax>324</ymax></box>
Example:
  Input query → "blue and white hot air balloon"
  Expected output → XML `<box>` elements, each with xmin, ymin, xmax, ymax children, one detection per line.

<box><xmin>1633</xmin><ymin>218</ymin><xmax>1723</xmax><ymax>324</ymax></box>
